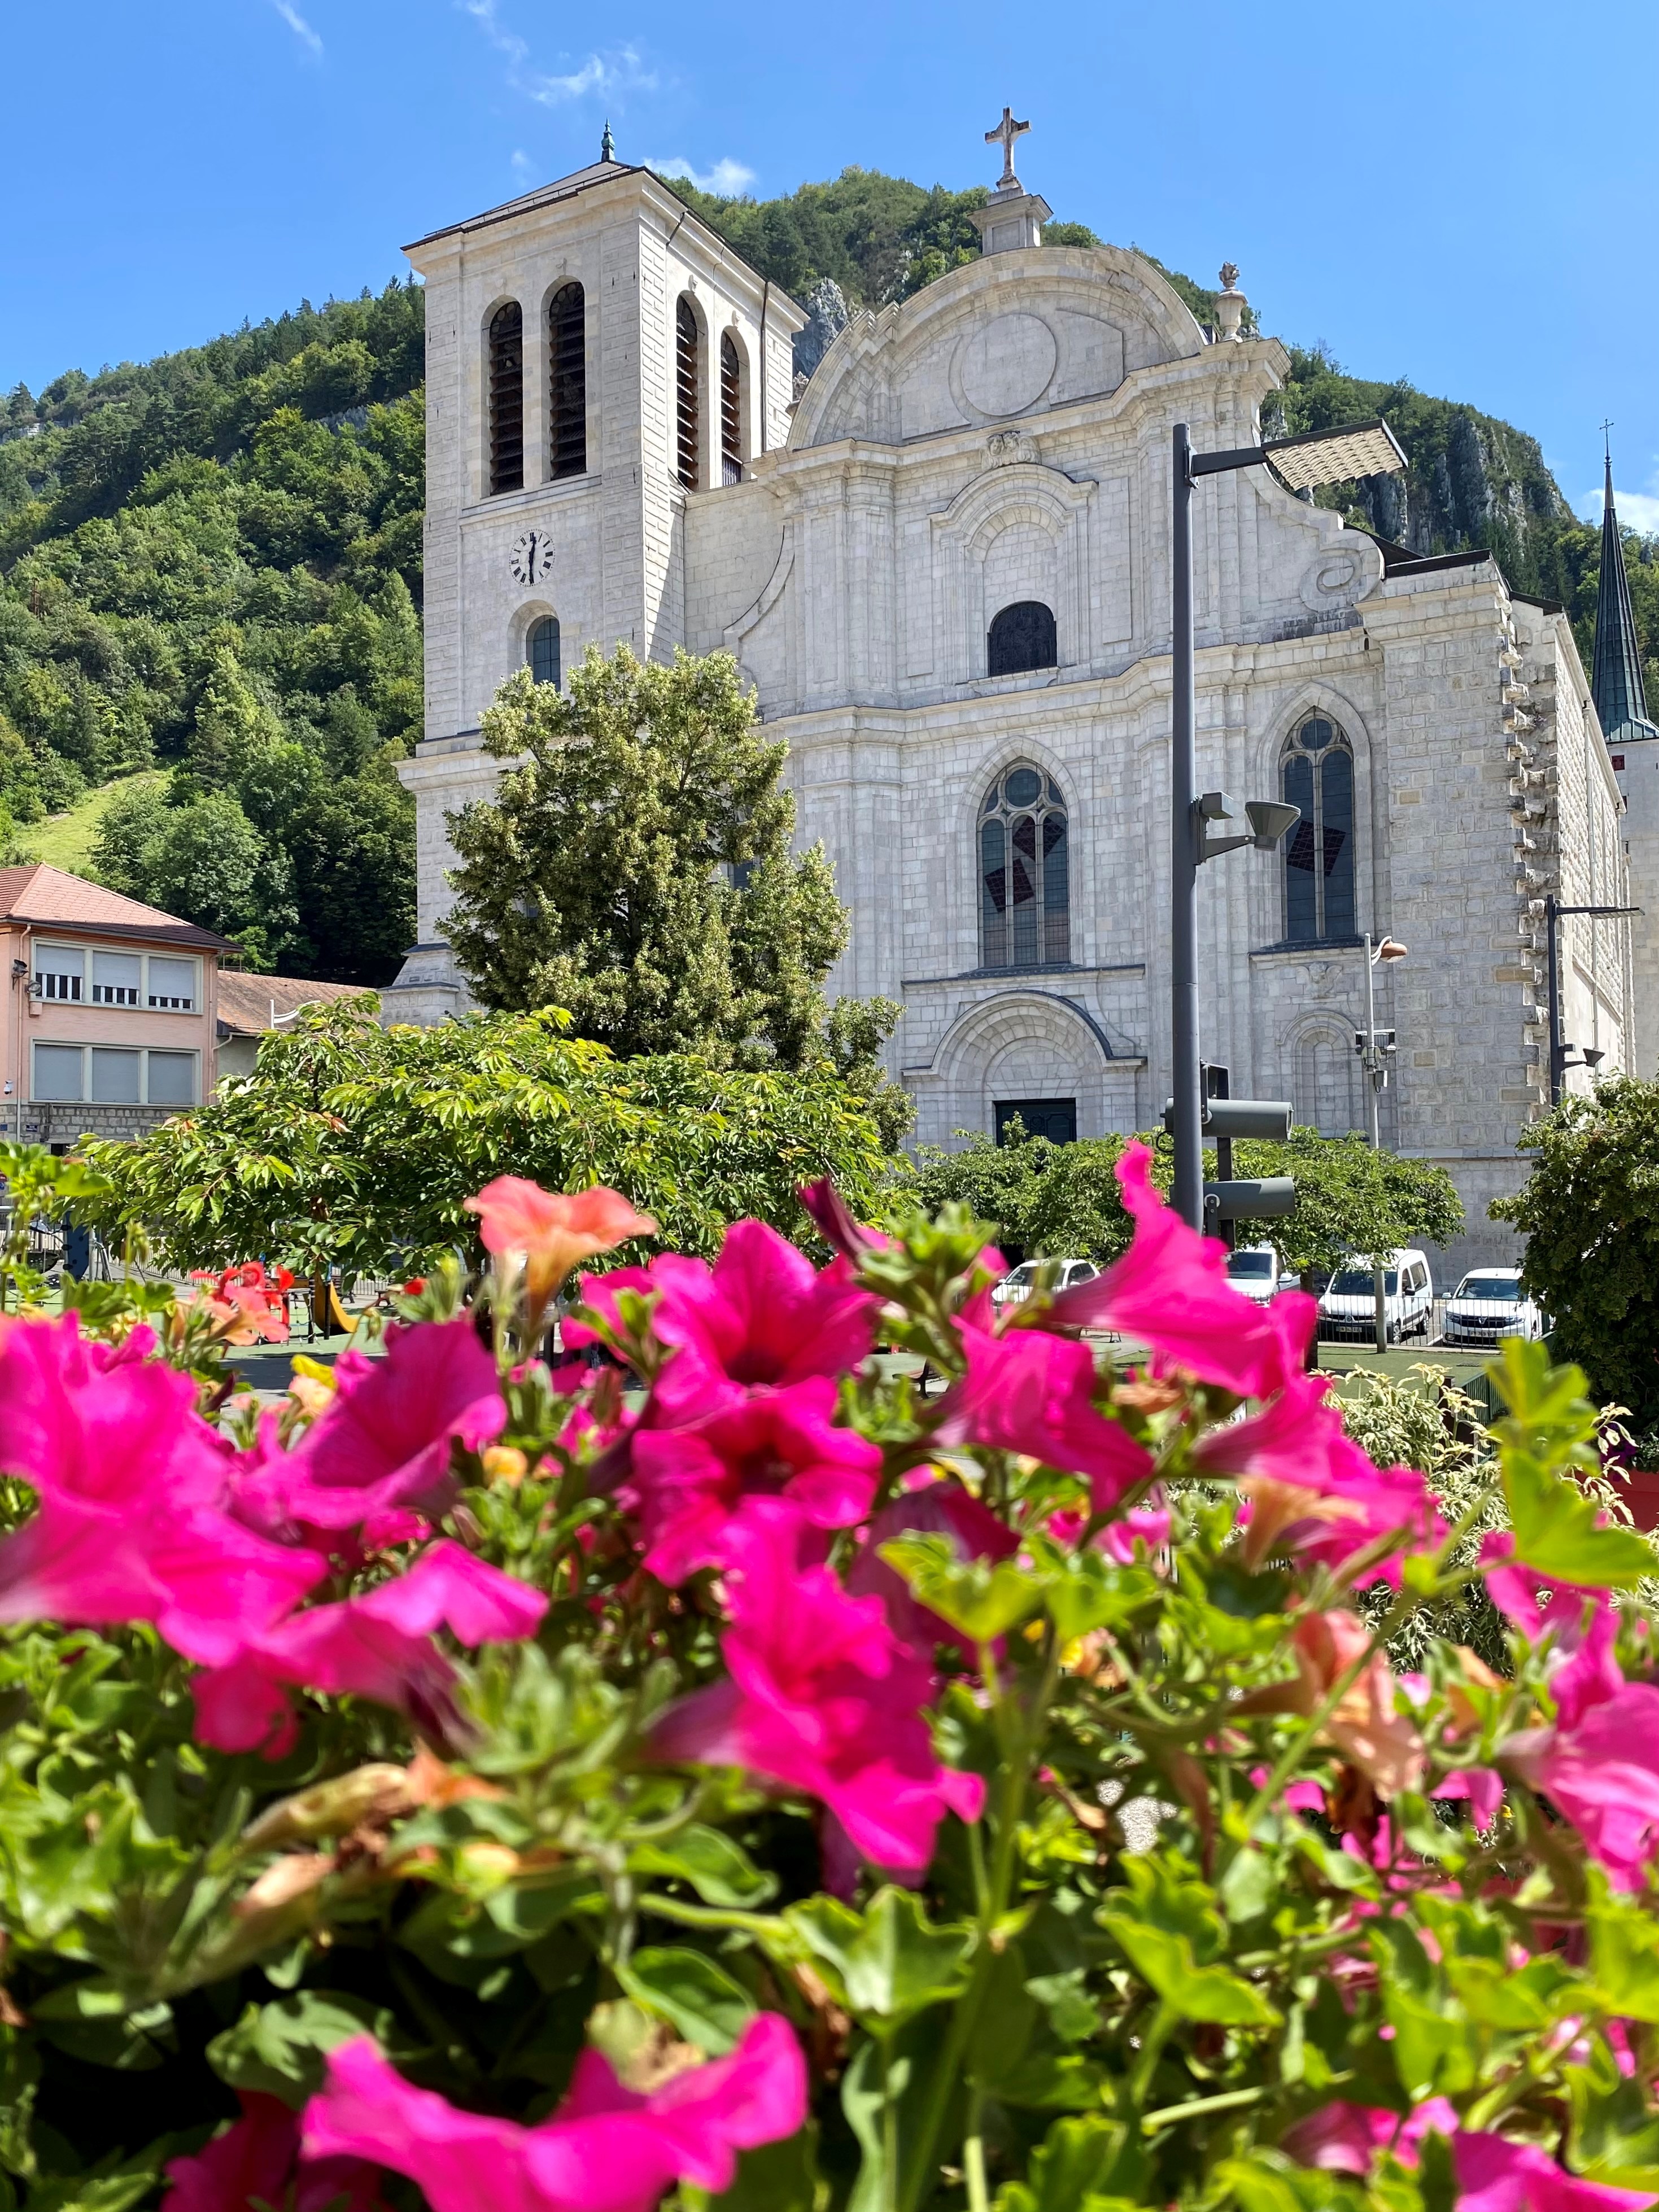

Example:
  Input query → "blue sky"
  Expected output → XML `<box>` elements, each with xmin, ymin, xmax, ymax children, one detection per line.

<box><xmin>6</xmin><ymin>0</ymin><xmax>1657</xmax><ymax>527</ymax></box>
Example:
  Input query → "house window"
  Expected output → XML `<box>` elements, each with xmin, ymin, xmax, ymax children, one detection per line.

<box><xmin>548</xmin><ymin>282</ymin><xmax>586</xmax><ymax>479</ymax></box>
<box><xmin>995</xmin><ymin>1098</ymin><xmax>1077</xmax><ymax>1144</ymax></box>
<box><xmin>1281</xmin><ymin>717</ymin><xmax>1356</xmax><ymax>942</ymax></box>
<box><xmin>980</xmin><ymin>762</ymin><xmax>1070</xmax><ymax>969</ymax></box>
<box><xmin>675</xmin><ymin>296</ymin><xmax>701</xmax><ymax>491</ymax></box>
<box><xmin>987</xmin><ymin>601</ymin><xmax>1058</xmax><ymax>677</ymax></box>
<box><xmin>528</xmin><ymin>615</ymin><xmax>561</xmax><ymax>688</ymax></box>
<box><xmin>147</xmin><ymin>956</ymin><xmax>198</xmax><ymax>1011</ymax></box>
<box><xmin>91</xmin><ymin>951</ymin><xmax>141</xmax><ymax>1006</ymax></box>
<box><xmin>34</xmin><ymin>946</ymin><xmax>83</xmax><ymax>1002</ymax></box>
<box><xmin>30</xmin><ymin>1043</ymin><xmax>198</xmax><ymax>1107</ymax></box>
<box><xmin>488</xmin><ymin>301</ymin><xmax>525</xmax><ymax>495</ymax></box>
<box><xmin>719</xmin><ymin>331</ymin><xmax>743</xmax><ymax>485</ymax></box>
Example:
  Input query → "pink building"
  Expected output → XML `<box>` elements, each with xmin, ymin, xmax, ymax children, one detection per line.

<box><xmin>0</xmin><ymin>865</ymin><xmax>228</xmax><ymax>1146</ymax></box>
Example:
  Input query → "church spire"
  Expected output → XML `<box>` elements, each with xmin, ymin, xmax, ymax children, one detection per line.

<box><xmin>600</xmin><ymin>119</ymin><xmax>615</xmax><ymax>163</ymax></box>
<box><xmin>1591</xmin><ymin>436</ymin><xmax>1658</xmax><ymax>745</ymax></box>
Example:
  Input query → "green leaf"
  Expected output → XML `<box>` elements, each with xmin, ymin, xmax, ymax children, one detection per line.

<box><xmin>1499</xmin><ymin>1447</ymin><xmax>1654</xmax><ymax>1586</ymax></box>
<box><xmin>206</xmin><ymin>1993</ymin><xmax>387</xmax><ymax>2107</ymax></box>
<box><xmin>785</xmin><ymin>1887</ymin><xmax>974</xmax><ymax>2036</ymax></box>
<box><xmin>1002</xmin><ymin>2113</ymin><xmax>1147</xmax><ymax>2212</ymax></box>
<box><xmin>1588</xmin><ymin>1890</ymin><xmax>1659</xmax><ymax>2024</ymax></box>
<box><xmin>629</xmin><ymin>1825</ymin><xmax>778</xmax><ymax>1908</ymax></box>
<box><xmin>1097</xmin><ymin>1913</ymin><xmax>1279</xmax><ymax>2027</ymax></box>
<box><xmin>617</xmin><ymin>1947</ymin><xmax>754</xmax><ymax>2056</ymax></box>
<box><xmin>878</xmin><ymin>1533</ymin><xmax>1046</xmax><ymax>1643</ymax></box>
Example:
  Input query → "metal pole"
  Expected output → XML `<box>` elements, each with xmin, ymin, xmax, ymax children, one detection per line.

<box><xmin>1365</xmin><ymin>932</ymin><xmax>1386</xmax><ymax>1353</ymax></box>
<box><xmin>1545</xmin><ymin>894</ymin><xmax>1562</xmax><ymax>1107</ymax></box>
<box><xmin>1170</xmin><ymin>423</ymin><xmax>1202</xmax><ymax>1231</ymax></box>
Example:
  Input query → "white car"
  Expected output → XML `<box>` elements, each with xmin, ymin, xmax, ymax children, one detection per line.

<box><xmin>1441</xmin><ymin>1266</ymin><xmax>1547</xmax><ymax>1346</ymax></box>
<box><xmin>991</xmin><ymin>1257</ymin><xmax>1101</xmax><ymax>1308</ymax></box>
<box><xmin>1317</xmin><ymin>1248</ymin><xmax>1434</xmax><ymax>1345</ymax></box>
<box><xmin>1225</xmin><ymin>1244</ymin><xmax>1285</xmax><ymax>1307</ymax></box>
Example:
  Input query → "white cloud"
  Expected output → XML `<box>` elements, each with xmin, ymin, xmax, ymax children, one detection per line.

<box><xmin>1579</xmin><ymin>478</ymin><xmax>1659</xmax><ymax>535</ymax></box>
<box><xmin>644</xmin><ymin>155</ymin><xmax>756</xmax><ymax>196</ymax></box>
<box><xmin>270</xmin><ymin>0</ymin><xmax>322</xmax><ymax>54</ymax></box>
<box><xmin>459</xmin><ymin>3</ymin><xmax>654</xmax><ymax>106</ymax></box>
<box><xmin>510</xmin><ymin>148</ymin><xmax>536</xmax><ymax>185</ymax></box>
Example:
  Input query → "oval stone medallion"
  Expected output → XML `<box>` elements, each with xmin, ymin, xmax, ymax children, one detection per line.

<box><xmin>957</xmin><ymin>313</ymin><xmax>1058</xmax><ymax>418</ymax></box>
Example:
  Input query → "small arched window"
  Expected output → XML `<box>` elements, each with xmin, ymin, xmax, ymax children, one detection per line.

<box><xmin>1281</xmin><ymin>715</ymin><xmax>1356</xmax><ymax>942</ymax></box>
<box><xmin>988</xmin><ymin>601</ymin><xmax>1058</xmax><ymax>678</ymax></box>
<box><xmin>980</xmin><ymin>762</ymin><xmax>1069</xmax><ymax>970</ymax></box>
<box><xmin>527</xmin><ymin>615</ymin><xmax>560</xmax><ymax>689</ymax></box>
<box><xmin>548</xmin><ymin>282</ymin><xmax>586</xmax><ymax>479</ymax></box>
<box><xmin>488</xmin><ymin>302</ymin><xmax>525</xmax><ymax>496</ymax></box>
<box><xmin>720</xmin><ymin>332</ymin><xmax>743</xmax><ymax>484</ymax></box>
<box><xmin>675</xmin><ymin>297</ymin><xmax>701</xmax><ymax>491</ymax></box>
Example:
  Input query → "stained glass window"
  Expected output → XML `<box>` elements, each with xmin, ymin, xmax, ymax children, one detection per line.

<box><xmin>1281</xmin><ymin>716</ymin><xmax>1356</xmax><ymax>942</ymax></box>
<box><xmin>980</xmin><ymin>763</ymin><xmax>1069</xmax><ymax>969</ymax></box>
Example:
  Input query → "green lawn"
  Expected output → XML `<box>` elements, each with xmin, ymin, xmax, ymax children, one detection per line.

<box><xmin>17</xmin><ymin>771</ymin><xmax>165</xmax><ymax>875</ymax></box>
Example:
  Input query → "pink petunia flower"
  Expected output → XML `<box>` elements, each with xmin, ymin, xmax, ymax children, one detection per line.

<box><xmin>1285</xmin><ymin>2102</ymin><xmax>1657</xmax><ymax>2212</ymax></box>
<box><xmin>1482</xmin><ymin>1533</ymin><xmax>1625</xmax><ymax>1730</ymax></box>
<box><xmin>300</xmin><ymin>2019</ymin><xmax>808</xmax><ymax>2212</ymax></box>
<box><xmin>231</xmin><ymin>1321</ymin><xmax>505</xmax><ymax>1547</ymax></box>
<box><xmin>1431</xmin><ymin>1768</ymin><xmax>1505</xmax><ymax>1832</ymax></box>
<box><xmin>1042</xmin><ymin>1143</ymin><xmax>1316</xmax><ymax>1398</ymax></box>
<box><xmin>164</xmin><ymin>2092</ymin><xmax>385</xmax><ymax>2212</ymax></box>
<box><xmin>1503</xmin><ymin>1681</ymin><xmax>1659</xmax><ymax>1890</ymax></box>
<box><xmin>1193</xmin><ymin>1374</ymin><xmax>1443</xmax><ymax>1589</ymax></box>
<box><xmin>465</xmin><ymin>1178</ymin><xmax>658</xmax><ymax>1305</ymax></box>
<box><xmin>797</xmin><ymin>1177</ymin><xmax>890</xmax><ymax>1262</ymax></box>
<box><xmin>1286</xmin><ymin>1610</ymin><xmax>1426</xmax><ymax>1799</ymax></box>
<box><xmin>191</xmin><ymin>1541</ymin><xmax>548</xmax><ymax>1757</ymax></box>
<box><xmin>627</xmin><ymin>1376</ymin><xmax>881</xmax><ymax>1584</ymax></box>
<box><xmin>1282</xmin><ymin>2097</ymin><xmax>1458</xmax><ymax>2175</ymax></box>
<box><xmin>652</xmin><ymin>1500</ymin><xmax>984</xmax><ymax>1883</ymax></box>
<box><xmin>932</xmin><ymin>1322</ymin><xmax>1151</xmax><ymax>1510</ymax></box>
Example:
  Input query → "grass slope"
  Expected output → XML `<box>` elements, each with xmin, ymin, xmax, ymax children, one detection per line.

<box><xmin>18</xmin><ymin>771</ymin><xmax>166</xmax><ymax>873</ymax></box>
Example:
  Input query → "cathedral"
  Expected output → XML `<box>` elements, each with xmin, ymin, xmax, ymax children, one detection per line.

<box><xmin>386</xmin><ymin>121</ymin><xmax>1635</xmax><ymax>1274</ymax></box>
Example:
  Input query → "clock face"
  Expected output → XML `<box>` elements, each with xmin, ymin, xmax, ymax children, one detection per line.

<box><xmin>509</xmin><ymin>528</ymin><xmax>553</xmax><ymax>587</ymax></box>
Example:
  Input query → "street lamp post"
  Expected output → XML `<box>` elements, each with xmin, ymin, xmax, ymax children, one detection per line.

<box><xmin>1359</xmin><ymin>931</ymin><xmax>1407</xmax><ymax>1353</ymax></box>
<box><xmin>1168</xmin><ymin>416</ymin><xmax>1409</xmax><ymax>1230</ymax></box>
<box><xmin>1545</xmin><ymin>894</ymin><xmax>1640</xmax><ymax>1106</ymax></box>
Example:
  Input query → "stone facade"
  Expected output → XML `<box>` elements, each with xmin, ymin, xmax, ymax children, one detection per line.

<box><xmin>391</xmin><ymin>148</ymin><xmax>1634</xmax><ymax>1280</ymax></box>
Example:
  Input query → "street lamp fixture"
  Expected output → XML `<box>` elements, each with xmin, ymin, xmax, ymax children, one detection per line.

<box><xmin>1168</xmin><ymin>415</ymin><xmax>1408</xmax><ymax>1230</ymax></box>
<box><xmin>1543</xmin><ymin>895</ymin><xmax>1641</xmax><ymax>1105</ymax></box>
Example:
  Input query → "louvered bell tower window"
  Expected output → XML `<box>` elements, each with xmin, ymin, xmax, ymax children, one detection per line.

<box><xmin>720</xmin><ymin>333</ymin><xmax>743</xmax><ymax>485</ymax></box>
<box><xmin>675</xmin><ymin>298</ymin><xmax>701</xmax><ymax>491</ymax></box>
<box><xmin>488</xmin><ymin>302</ymin><xmax>525</xmax><ymax>495</ymax></box>
<box><xmin>548</xmin><ymin>283</ymin><xmax>586</xmax><ymax>480</ymax></box>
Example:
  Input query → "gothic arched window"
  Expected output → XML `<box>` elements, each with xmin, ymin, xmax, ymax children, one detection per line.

<box><xmin>1281</xmin><ymin>715</ymin><xmax>1356</xmax><ymax>942</ymax></box>
<box><xmin>488</xmin><ymin>302</ymin><xmax>524</xmax><ymax>496</ymax></box>
<box><xmin>980</xmin><ymin>762</ymin><xmax>1069</xmax><ymax>970</ymax></box>
<box><xmin>675</xmin><ymin>296</ymin><xmax>701</xmax><ymax>491</ymax></box>
<box><xmin>548</xmin><ymin>282</ymin><xmax>586</xmax><ymax>479</ymax></box>
<box><xmin>527</xmin><ymin>615</ymin><xmax>560</xmax><ymax>689</ymax></box>
<box><xmin>720</xmin><ymin>331</ymin><xmax>744</xmax><ymax>485</ymax></box>
<box><xmin>988</xmin><ymin>600</ymin><xmax>1058</xmax><ymax>678</ymax></box>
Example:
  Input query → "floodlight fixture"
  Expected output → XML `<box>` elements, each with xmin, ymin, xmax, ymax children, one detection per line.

<box><xmin>1246</xmin><ymin>798</ymin><xmax>1301</xmax><ymax>850</ymax></box>
<box><xmin>1260</xmin><ymin>418</ymin><xmax>1408</xmax><ymax>492</ymax></box>
<box><xmin>1373</xmin><ymin>935</ymin><xmax>1409</xmax><ymax>963</ymax></box>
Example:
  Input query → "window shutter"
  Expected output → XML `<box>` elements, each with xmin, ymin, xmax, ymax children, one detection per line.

<box><xmin>548</xmin><ymin>283</ymin><xmax>586</xmax><ymax>479</ymax></box>
<box><xmin>489</xmin><ymin>301</ymin><xmax>525</xmax><ymax>495</ymax></box>
<box><xmin>675</xmin><ymin>298</ymin><xmax>700</xmax><ymax>491</ymax></box>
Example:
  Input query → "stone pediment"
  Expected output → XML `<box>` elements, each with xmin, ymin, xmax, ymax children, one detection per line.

<box><xmin>788</xmin><ymin>245</ymin><xmax>1206</xmax><ymax>451</ymax></box>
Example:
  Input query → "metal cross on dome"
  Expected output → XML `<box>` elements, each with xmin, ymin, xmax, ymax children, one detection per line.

<box><xmin>984</xmin><ymin>107</ymin><xmax>1029</xmax><ymax>191</ymax></box>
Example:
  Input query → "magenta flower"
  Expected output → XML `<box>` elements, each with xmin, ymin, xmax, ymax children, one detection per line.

<box><xmin>191</xmin><ymin>1541</ymin><xmax>547</xmax><ymax>1756</ymax></box>
<box><xmin>1281</xmin><ymin>2097</ymin><xmax>1458</xmax><ymax>2175</ymax></box>
<box><xmin>1192</xmin><ymin>1374</ymin><xmax>1443</xmax><ymax>1587</ymax></box>
<box><xmin>1286</xmin><ymin>2105</ymin><xmax>1657</xmax><ymax>2212</ymax></box>
<box><xmin>0</xmin><ymin>1313</ymin><xmax>228</xmax><ymax>1511</ymax></box>
<box><xmin>652</xmin><ymin>1500</ymin><xmax>984</xmax><ymax>1880</ymax></box>
<box><xmin>300</xmin><ymin>2019</ymin><xmax>807</xmax><ymax>2212</ymax></box>
<box><xmin>797</xmin><ymin>1177</ymin><xmax>890</xmax><ymax>1261</ymax></box>
<box><xmin>933</xmin><ymin>1322</ymin><xmax>1151</xmax><ymax>1509</ymax></box>
<box><xmin>1042</xmin><ymin>1144</ymin><xmax>1316</xmax><ymax>1398</ymax></box>
<box><xmin>1431</xmin><ymin>1767</ymin><xmax>1505</xmax><ymax>1831</ymax></box>
<box><xmin>232</xmin><ymin>1321</ymin><xmax>505</xmax><ymax>1546</ymax></box>
<box><xmin>1482</xmin><ymin>1533</ymin><xmax>1624</xmax><ymax>1729</ymax></box>
<box><xmin>163</xmin><ymin>2093</ymin><xmax>384</xmax><ymax>2212</ymax></box>
<box><xmin>627</xmin><ymin>1375</ymin><xmax>881</xmax><ymax>1584</ymax></box>
<box><xmin>847</xmin><ymin>1479</ymin><xmax>1018</xmax><ymax>1656</ymax></box>
<box><xmin>1504</xmin><ymin>1681</ymin><xmax>1659</xmax><ymax>1890</ymax></box>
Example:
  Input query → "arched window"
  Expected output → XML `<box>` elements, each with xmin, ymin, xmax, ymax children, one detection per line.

<box><xmin>548</xmin><ymin>282</ymin><xmax>586</xmax><ymax>479</ymax></box>
<box><xmin>488</xmin><ymin>302</ymin><xmax>524</xmax><ymax>496</ymax></box>
<box><xmin>675</xmin><ymin>297</ymin><xmax>701</xmax><ymax>491</ymax></box>
<box><xmin>988</xmin><ymin>601</ymin><xmax>1058</xmax><ymax>678</ymax></box>
<box><xmin>719</xmin><ymin>331</ymin><xmax>743</xmax><ymax>484</ymax></box>
<box><xmin>527</xmin><ymin>615</ymin><xmax>560</xmax><ymax>689</ymax></box>
<box><xmin>1281</xmin><ymin>715</ymin><xmax>1356</xmax><ymax>942</ymax></box>
<box><xmin>980</xmin><ymin>763</ymin><xmax>1069</xmax><ymax>970</ymax></box>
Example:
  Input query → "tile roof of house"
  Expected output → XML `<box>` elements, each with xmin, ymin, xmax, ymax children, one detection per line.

<box><xmin>215</xmin><ymin>972</ymin><xmax>371</xmax><ymax>1038</ymax></box>
<box><xmin>0</xmin><ymin>863</ymin><xmax>232</xmax><ymax>950</ymax></box>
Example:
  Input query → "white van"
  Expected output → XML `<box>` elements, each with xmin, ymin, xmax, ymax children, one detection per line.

<box><xmin>1317</xmin><ymin>1249</ymin><xmax>1434</xmax><ymax>1345</ymax></box>
<box><xmin>1225</xmin><ymin>1244</ymin><xmax>1284</xmax><ymax>1307</ymax></box>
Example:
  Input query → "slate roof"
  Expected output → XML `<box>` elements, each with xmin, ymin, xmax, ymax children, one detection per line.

<box><xmin>215</xmin><ymin>972</ymin><xmax>370</xmax><ymax>1039</ymax></box>
<box><xmin>1591</xmin><ymin>453</ymin><xmax>1659</xmax><ymax>746</ymax></box>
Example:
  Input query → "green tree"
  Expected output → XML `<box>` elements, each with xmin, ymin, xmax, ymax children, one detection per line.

<box><xmin>445</xmin><ymin>646</ymin><xmax>854</xmax><ymax>1071</ymax></box>
<box><xmin>76</xmin><ymin>996</ymin><xmax>900</xmax><ymax>1279</ymax></box>
<box><xmin>1492</xmin><ymin>1074</ymin><xmax>1659</xmax><ymax>1431</ymax></box>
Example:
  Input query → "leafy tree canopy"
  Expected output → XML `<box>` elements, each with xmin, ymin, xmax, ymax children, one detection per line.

<box><xmin>1492</xmin><ymin>1073</ymin><xmax>1659</xmax><ymax>1433</ymax></box>
<box><xmin>914</xmin><ymin>1121</ymin><xmax>1463</xmax><ymax>1278</ymax></box>
<box><xmin>75</xmin><ymin>995</ymin><xmax>900</xmax><ymax>1278</ymax></box>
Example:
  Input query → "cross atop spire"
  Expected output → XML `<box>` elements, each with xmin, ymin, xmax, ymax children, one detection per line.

<box><xmin>985</xmin><ymin>107</ymin><xmax>1030</xmax><ymax>193</ymax></box>
<box><xmin>1591</xmin><ymin>435</ymin><xmax>1658</xmax><ymax>747</ymax></box>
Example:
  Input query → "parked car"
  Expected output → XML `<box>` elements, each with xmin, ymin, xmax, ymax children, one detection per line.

<box><xmin>1224</xmin><ymin>1244</ymin><xmax>1285</xmax><ymax>1306</ymax></box>
<box><xmin>1441</xmin><ymin>1265</ymin><xmax>1547</xmax><ymax>1346</ymax></box>
<box><xmin>991</xmin><ymin>1257</ymin><xmax>1101</xmax><ymax>1309</ymax></box>
<box><xmin>1317</xmin><ymin>1248</ymin><xmax>1434</xmax><ymax>1344</ymax></box>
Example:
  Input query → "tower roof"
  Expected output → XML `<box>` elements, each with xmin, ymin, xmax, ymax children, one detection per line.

<box><xmin>1591</xmin><ymin>449</ymin><xmax>1658</xmax><ymax>746</ymax></box>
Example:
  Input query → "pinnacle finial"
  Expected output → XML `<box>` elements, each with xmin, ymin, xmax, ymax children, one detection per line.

<box><xmin>1219</xmin><ymin>261</ymin><xmax>1240</xmax><ymax>292</ymax></box>
<box><xmin>600</xmin><ymin>119</ymin><xmax>615</xmax><ymax>163</ymax></box>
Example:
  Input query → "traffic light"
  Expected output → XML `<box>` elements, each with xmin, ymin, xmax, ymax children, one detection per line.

<box><xmin>1161</xmin><ymin>1068</ymin><xmax>1295</xmax><ymax>1239</ymax></box>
